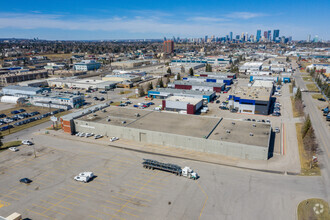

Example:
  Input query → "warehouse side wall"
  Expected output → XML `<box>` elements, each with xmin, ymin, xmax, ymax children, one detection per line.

<box><xmin>74</xmin><ymin>120</ymin><xmax>269</xmax><ymax>160</ymax></box>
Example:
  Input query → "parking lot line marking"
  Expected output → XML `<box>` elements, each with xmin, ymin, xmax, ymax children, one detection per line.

<box><xmin>60</xmin><ymin>188</ymin><xmax>92</xmax><ymax>197</ymax></box>
<box><xmin>96</xmin><ymin>210</ymin><xmax>126</xmax><ymax>220</ymax></box>
<box><xmin>0</xmin><ymin>193</ymin><xmax>19</xmax><ymax>200</ymax></box>
<box><xmin>112</xmin><ymin>196</ymin><xmax>147</xmax><ymax>207</ymax></box>
<box><xmin>124</xmin><ymin>184</ymin><xmax>158</xmax><ymax>193</ymax></box>
<box><xmin>124</xmin><ymin>188</ymin><xmax>155</xmax><ymax>197</ymax></box>
<box><xmin>106</xmin><ymin>200</ymin><xmax>143</xmax><ymax>213</ymax></box>
<box><xmin>93</xmin><ymin>181</ymin><xmax>107</xmax><ymax>186</ymax></box>
<box><xmin>197</xmin><ymin>182</ymin><xmax>208</xmax><ymax>220</ymax></box>
<box><xmin>9</xmin><ymin>191</ymin><xmax>25</xmax><ymax>196</ymax></box>
<box><xmin>102</xmin><ymin>205</ymin><xmax>139</xmax><ymax>218</ymax></box>
<box><xmin>115</xmin><ymin>192</ymin><xmax>151</xmax><ymax>202</ymax></box>
<box><xmin>106</xmin><ymin>200</ymin><xmax>124</xmax><ymax>206</ymax></box>
<box><xmin>85</xmin><ymin>184</ymin><xmax>104</xmax><ymax>190</ymax></box>
<box><xmin>113</xmin><ymin>171</ymin><xmax>160</xmax><ymax>219</ymax></box>
<box><xmin>129</xmin><ymin>181</ymin><xmax>164</xmax><ymax>189</ymax></box>
<box><xmin>112</xmin><ymin>159</ymin><xmax>133</xmax><ymax>164</ymax></box>
<box><xmin>32</xmin><ymin>204</ymin><xmax>66</xmax><ymax>215</ymax></box>
<box><xmin>0</xmin><ymin>200</ymin><xmax>10</xmax><ymax>208</ymax></box>
<box><xmin>40</xmin><ymin>200</ymin><xmax>72</xmax><ymax>211</ymax></box>
<box><xmin>89</xmin><ymin>215</ymin><xmax>103</xmax><ymax>220</ymax></box>
<box><xmin>54</xmin><ymin>192</ymin><xmax>87</xmax><ymax>202</ymax></box>
<box><xmin>47</xmin><ymin>195</ymin><xmax>62</xmax><ymax>201</ymax></box>
<box><xmin>26</xmin><ymin>209</ymin><xmax>56</xmax><ymax>220</ymax></box>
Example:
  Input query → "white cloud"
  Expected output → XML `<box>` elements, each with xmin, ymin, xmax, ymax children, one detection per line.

<box><xmin>227</xmin><ymin>12</ymin><xmax>267</xmax><ymax>19</ymax></box>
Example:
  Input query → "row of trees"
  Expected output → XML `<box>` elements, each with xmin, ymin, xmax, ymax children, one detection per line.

<box><xmin>308</xmin><ymin>68</ymin><xmax>330</xmax><ymax>98</ymax></box>
<box><xmin>137</xmin><ymin>77</ymin><xmax>169</xmax><ymax>97</ymax></box>
<box><xmin>301</xmin><ymin>115</ymin><xmax>319</xmax><ymax>168</ymax></box>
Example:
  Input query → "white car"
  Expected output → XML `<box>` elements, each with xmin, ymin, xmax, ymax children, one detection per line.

<box><xmin>22</xmin><ymin>140</ymin><xmax>33</xmax><ymax>145</ymax></box>
<box><xmin>275</xmin><ymin>127</ymin><xmax>280</xmax><ymax>133</ymax></box>
<box><xmin>85</xmin><ymin>133</ymin><xmax>93</xmax><ymax>137</ymax></box>
<box><xmin>94</xmin><ymin>135</ymin><xmax>103</xmax><ymax>139</ymax></box>
<box><xmin>9</xmin><ymin>147</ymin><xmax>19</xmax><ymax>152</ymax></box>
<box><xmin>79</xmin><ymin>133</ymin><xmax>85</xmax><ymax>137</ymax></box>
<box><xmin>75</xmin><ymin>132</ymin><xmax>81</xmax><ymax>136</ymax></box>
<box><xmin>110</xmin><ymin>137</ymin><xmax>119</xmax><ymax>142</ymax></box>
<box><xmin>74</xmin><ymin>175</ymin><xmax>90</xmax><ymax>183</ymax></box>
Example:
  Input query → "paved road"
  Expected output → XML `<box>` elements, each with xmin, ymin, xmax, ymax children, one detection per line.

<box><xmin>294</xmin><ymin>72</ymin><xmax>330</xmax><ymax>204</ymax></box>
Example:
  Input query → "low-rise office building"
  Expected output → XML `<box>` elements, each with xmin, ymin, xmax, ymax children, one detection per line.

<box><xmin>239</xmin><ymin>62</ymin><xmax>263</xmax><ymax>74</ymax></box>
<box><xmin>228</xmin><ymin>84</ymin><xmax>273</xmax><ymax>115</ymax></box>
<box><xmin>148</xmin><ymin>88</ymin><xmax>216</xmax><ymax>102</ymax></box>
<box><xmin>74</xmin><ymin>60</ymin><xmax>101</xmax><ymax>71</ymax></box>
<box><xmin>162</xmin><ymin>96</ymin><xmax>203</xmax><ymax>114</ymax></box>
<box><xmin>169</xmin><ymin>81</ymin><xmax>226</xmax><ymax>92</ymax></box>
<box><xmin>195</xmin><ymin>72</ymin><xmax>237</xmax><ymax>79</ymax></box>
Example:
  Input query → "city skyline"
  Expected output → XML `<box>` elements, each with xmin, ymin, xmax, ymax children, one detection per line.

<box><xmin>0</xmin><ymin>0</ymin><xmax>329</xmax><ymax>40</ymax></box>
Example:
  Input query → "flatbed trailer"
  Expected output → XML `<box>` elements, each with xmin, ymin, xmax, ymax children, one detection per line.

<box><xmin>142</xmin><ymin>159</ymin><xmax>182</xmax><ymax>175</ymax></box>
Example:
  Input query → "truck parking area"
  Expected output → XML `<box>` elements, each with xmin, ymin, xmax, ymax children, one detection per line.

<box><xmin>0</xmin><ymin>135</ymin><xmax>207</xmax><ymax>220</ymax></box>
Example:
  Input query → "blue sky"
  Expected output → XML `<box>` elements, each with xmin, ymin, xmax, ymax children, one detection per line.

<box><xmin>0</xmin><ymin>0</ymin><xmax>329</xmax><ymax>40</ymax></box>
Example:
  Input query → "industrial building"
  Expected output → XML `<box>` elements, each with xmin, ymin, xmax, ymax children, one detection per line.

<box><xmin>182</xmin><ymin>76</ymin><xmax>233</xmax><ymax>85</ymax></box>
<box><xmin>102</xmin><ymin>74</ymin><xmax>142</xmax><ymax>83</ymax></box>
<box><xmin>30</xmin><ymin>93</ymin><xmax>85</xmax><ymax>109</ymax></box>
<box><xmin>74</xmin><ymin>60</ymin><xmax>101</xmax><ymax>71</ymax></box>
<box><xmin>61</xmin><ymin>107</ymin><xmax>271</xmax><ymax>160</ymax></box>
<box><xmin>47</xmin><ymin>78</ymin><xmax>117</xmax><ymax>90</ymax></box>
<box><xmin>162</xmin><ymin>96</ymin><xmax>203</xmax><ymax>114</ymax></box>
<box><xmin>228</xmin><ymin>84</ymin><xmax>273</xmax><ymax>115</ymax></box>
<box><xmin>18</xmin><ymin>79</ymin><xmax>48</xmax><ymax>87</ymax></box>
<box><xmin>1</xmin><ymin>85</ymin><xmax>47</xmax><ymax>96</ymax></box>
<box><xmin>148</xmin><ymin>88</ymin><xmax>216</xmax><ymax>102</ymax></box>
<box><xmin>171</xmin><ymin>56</ymin><xmax>232</xmax><ymax>65</ymax></box>
<box><xmin>239</xmin><ymin>62</ymin><xmax>263</xmax><ymax>74</ymax></box>
<box><xmin>169</xmin><ymin>81</ymin><xmax>226</xmax><ymax>92</ymax></box>
<box><xmin>0</xmin><ymin>70</ymin><xmax>48</xmax><ymax>85</ymax></box>
<box><xmin>195</xmin><ymin>72</ymin><xmax>237</xmax><ymax>79</ymax></box>
<box><xmin>0</xmin><ymin>96</ymin><xmax>26</xmax><ymax>104</ymax></box>
<box><xmin>111</xmin><ymin>60</ymin><xmax>151</xmax><ymax>69</ymax></box>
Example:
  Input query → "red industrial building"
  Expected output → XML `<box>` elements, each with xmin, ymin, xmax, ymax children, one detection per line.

<box><xmin>162</xmin><ymin>96</ymin><xmax>203</xmax><ymax>114</ymax></box>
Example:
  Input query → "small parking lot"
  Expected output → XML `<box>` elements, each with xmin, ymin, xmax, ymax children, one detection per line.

<box><xmin>0</xmin><ymin>134</ymin><xmax>207</xmax><ymax>220</ymax></box>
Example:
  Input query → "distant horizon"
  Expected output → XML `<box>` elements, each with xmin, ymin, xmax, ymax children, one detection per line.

<box><xmin>0</xmin><ymin>0</ymin><xmax>329</xmax><ymax>41</ymax></box>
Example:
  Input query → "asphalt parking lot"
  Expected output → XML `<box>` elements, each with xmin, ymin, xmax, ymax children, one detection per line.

<box><xmin>0</xmin><ymin>135</ymin><xmax>207</xmax><ymax>220</ymax></box>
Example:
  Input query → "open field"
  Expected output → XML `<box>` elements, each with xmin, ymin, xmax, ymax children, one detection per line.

<box><xmin>297</xmin><ymin>198</ymin><xmax>329</xmax><ymax>220</ymax></box>
<box><xmin>295</xmin><ymin>123</ymin><xmax>320</xmax><ymax>176</ymax></box>
<box><xmin>302</xmin><ymin>76</ymin><xmax>312</xmax><ymax>82</ymax></box>
<box><xmin>311</xmin><ymin>93</ymin><xmax>325</xmax><ymax>100</ymax></box>
<box><xmin>306</xmin><ymin>83</ymin><xmax>319</xmax><ymax>92</ymax></box>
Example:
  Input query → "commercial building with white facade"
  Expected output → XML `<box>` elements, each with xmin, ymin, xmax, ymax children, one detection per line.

<box><xmin>47</xmin><ymin>78</ymin><xmax>117</xmax><ymax>90</ymax></box>
<box><xmin>147</xmin><ymin>88</ymin><xmax>216</xmax><ymax>102</ymax></box>
<box><xmin>74</xmin><ymin>60</ymin><xmax>101</xmax><ymax>71</ymax></box>
<box><xmin>239</xmin><ymin>62</ymin><xmax>263</xmax><ymax>74</ymax></box>
<box><xmin>162</xmin><ymin>96</ymin><xmax>203</xmax><ymax>114</ymax></box>
<box><xmin>169</xmin><ymin>81</ymin><xmax>226</xmax><ymax>93</ymax></box>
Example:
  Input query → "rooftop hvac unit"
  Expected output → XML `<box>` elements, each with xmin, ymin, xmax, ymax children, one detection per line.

<box><xmin>249</xmin><ymin>133</ymin><xmax>254</xmax><ymax>136</ymax></box>
<box><xmin>226</xmin><ymin>130</ymin><xmax>231</xmax><ymax>133</ymax></box>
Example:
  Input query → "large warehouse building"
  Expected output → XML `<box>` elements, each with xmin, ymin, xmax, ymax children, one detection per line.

<box><xmin>2</xmin><ymin>85</ymin><xmax>48</xmax><ymax>96</ymax></box>
<box><xmin>182</xmin><ymin>76</ymin><xmax>233</xmax><ymax>85</ymax></box>
<box><xmin>196</xmin><ymin>72</ymin><xmax>236</xmax><ymax>79</ymax></box>
<box><xmin>169</xmin><ymin>81</ymin><xmax>226</xmax><ymax>92</ymax></box>
<box><xmin>162</xmin><ymin>96</ymin><xmax>203</xmax><ymax>114</ymax></box>
<box><xmin>61</xmin><ymin>106</ymin><xmax>271</xmax><ymax>160</ymax></box>
<box><xmin>147</xmin><ymin>88</ymin><xmax>216</xmax><ymax>102</ymax></box>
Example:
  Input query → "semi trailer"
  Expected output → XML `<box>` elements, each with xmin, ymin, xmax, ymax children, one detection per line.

<box><xmin>142</xmin><ymin>159</ymin><xmax>198</xmax><ymax>180</ymax></box>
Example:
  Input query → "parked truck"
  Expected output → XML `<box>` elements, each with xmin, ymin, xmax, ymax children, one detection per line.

<box><xmin>323</xmin><ymin>107</ymin><xmax>329</xmax><ymax>116</ymax></box>
<box><xmin>142</xmin><ymin>159</ymin><xmax>198</xmax><ymax>180</ymax></box>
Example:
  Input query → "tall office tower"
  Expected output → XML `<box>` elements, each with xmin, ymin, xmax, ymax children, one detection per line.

<box><xmin>307</xmin><ymin>34</ymin><xmax>311</xmax><ymax>42</ymax></box>
<box><xmin>273</xmin><ymin>29</ymin><xmax>280</xmax><ymax>41</ymax></box>
<box><xmin>241</xmin><ymin>32</ymin><xmax>245</xmax><ymax>41</ymax></box>
<box><xmin>267</xmin><ymin>30</ymin><xmax>271</xmax><ymax>41</ymax></box>
<box><xmin>256</xmin><ymin>30</ymin><xmax>261</xmax><ymax>42</ymax></box>
<box><xmin>313</xmin><ymin>35</ymin><xmax>319</xmax><ymax>43</ymax></box>
<box><xmin>204</xmin><ymin>35</ymin><xmax>208</xmax><ymax>43</ymax></box>
<box><xmin>236</xmin><ymin>35</ymin><xmax>240</xmax><ymax>40</ymax></box>
<box><xmin>264</xmin><ymin>31</ymin><xmax>268</xmax><ymax>39</ymax></box>
<box><xmin>230</xmin><ymin>32</ymin><xmax>233</xmax><ymax>41</ymax></box>
<box><xmin>163</xmin><ymin>40</ymin><xmax>174</xmax><ymax>54</ymax></box>
<box><xmin>163</xmin><ymin>37</ymin><xmax>167</xmax><ymax>41</ymax></box>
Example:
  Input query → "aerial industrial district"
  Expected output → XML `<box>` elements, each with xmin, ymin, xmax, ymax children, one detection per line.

<box><xmin>0</xmin><ymin>39</ymin><xmax>329</xmax><ymax>220</ymax></box>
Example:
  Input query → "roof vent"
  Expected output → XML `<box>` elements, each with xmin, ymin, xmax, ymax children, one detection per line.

<box><xmin>232</xmin><ymin>122</ymin><xmax>235</xmax><ymax>125</ymax></box>
<box><xmin>250</xmin><ymin>133</ymin><xmax>254</xmax><ymax>136</ymax></box>
<box><xmin>226</xmin><ymin>130</ymin><xmax>231</xmax><ymax>133</ymax></box>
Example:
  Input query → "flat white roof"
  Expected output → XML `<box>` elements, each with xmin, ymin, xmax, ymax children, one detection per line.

<box><xmin>166</xmin><ymin>96</ymin><xmax>202</xmax><ymax>105</ymax></box>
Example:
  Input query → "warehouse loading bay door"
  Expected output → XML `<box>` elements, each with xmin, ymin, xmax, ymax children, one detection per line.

<box><xmin>139</xmin><ymin>132</ymin><xmax>147</xmax><ymax>142</ymax></box>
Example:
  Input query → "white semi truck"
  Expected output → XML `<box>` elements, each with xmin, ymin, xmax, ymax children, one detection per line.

<box><xmin>142</xmin><ymin>159</ymin><xmax>198</xmax><ymax>180</ymax></box>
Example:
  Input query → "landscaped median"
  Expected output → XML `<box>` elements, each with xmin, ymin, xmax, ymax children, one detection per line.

<box><xmin>306</xmin><ymin>83</ymin><xmax>320</xmax><ymax>92</ymax></box>
<box><xmin>311</xmin><ymin>93</ymin><xmax>325</xmax><ymax>100</ymax></box>
<box><xmin>295</xmin><ymin>123</ymin><xmax>320</xmax><ymax>176</ymax></box>
<box><xmin>0</xmin><ymin>140</ymin><xmax>22</xmax><ymax>150</ymax></box>
<box><xmin>298</xmin><ymin>198</ymin><xmax>329</xmax><ymax>220</ymax></box>
<box><xmin>291</xmin><ymin>96</ymin><xmax>304</xmax><ymax>118</ymax></box>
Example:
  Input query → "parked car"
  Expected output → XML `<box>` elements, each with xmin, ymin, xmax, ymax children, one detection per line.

<box><xmin>216</xmin><ymin>100</ymin><xmax>220</xmax><ymax>104</ymax></box>
<box><xmin>74</xmin><ymin>175</ymin><xmax>90</xmax><ymax>183</ymax></box>
<box><xmin>275</xmin><ymin>127</ymin><xmax>280</xmax><ymax>133</ymax></box>
<box><xmin>110</xmin><ymin>137</ymin><xmax>119</xmax><ymax>142</ymax></box>
<box><xmin>318</xmin><ymin>98</ymin><xmax>326</xmax><ymax>102</ymax></box>
<box><xmin>22</xmin><ymin>140</ymin><xmax>33</xmax><ymax>145</ymax></box>
<box><xmin>19</xmin><ymin>178</ymin><xmax>32</xmax><ymax>184</ymax></box>
<box><xmin>94</xmin><ymin>135</ymin><xmax>103</xmax><ymax>139</ymax></box>
<box><xmin>9</xmin><ymin>147</ymin><xmax>19</xmax><ymax>152</ymax></box>
<box><xmin>85</xmin><ymin>133</ymin><xmax>94</xmax><ymax>137</ymax></box>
